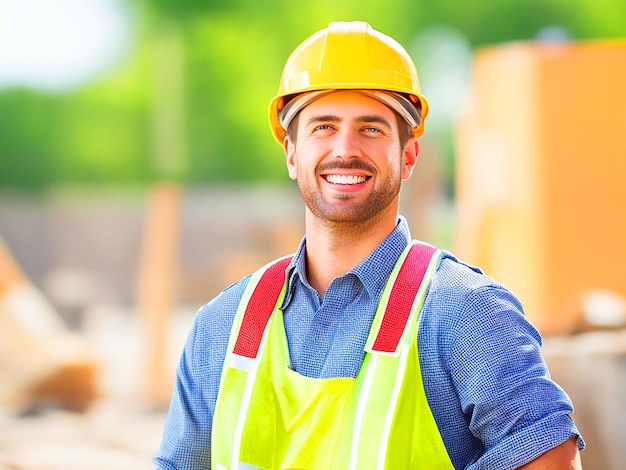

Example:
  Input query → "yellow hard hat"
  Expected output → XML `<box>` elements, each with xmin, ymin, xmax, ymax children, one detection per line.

<box><xmin>268</xmin><ymin>21</ymin><xmax>429</xmax><ymax>144</ymax></box>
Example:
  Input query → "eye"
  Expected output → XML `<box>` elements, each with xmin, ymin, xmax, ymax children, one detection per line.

<box><xmin>363</xmin><ymin>126</ymin><xmax>382</xmax><ymax>134</ymax></box>
<box><xmin>310</xmin><ymin>123</ymin><xmax>337</xmax><ymax>135</ymax></box>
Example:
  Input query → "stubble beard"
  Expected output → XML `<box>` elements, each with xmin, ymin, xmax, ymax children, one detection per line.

<box><xmin>296</xmin><ymin>160</ymin><xmax>403</xmax><ymax>226</ymax></box>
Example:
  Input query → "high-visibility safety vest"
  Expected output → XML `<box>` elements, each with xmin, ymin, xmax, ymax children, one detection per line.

<box><xmin>212</xmin><ymin>241</ymin><xmax>455</xmax><ymax>470</ymax></box>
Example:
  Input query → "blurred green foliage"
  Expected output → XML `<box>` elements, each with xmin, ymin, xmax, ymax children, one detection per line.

<box><xmin>0</xmin><ymin>0</ymin><xmax>623</xmax><ymax>189</ymax></box>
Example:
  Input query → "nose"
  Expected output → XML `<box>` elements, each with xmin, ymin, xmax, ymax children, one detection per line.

<box><xmin>332</xmin><ymin>128</ymin><xmax>362</xmax><ymax>159</ymax></box>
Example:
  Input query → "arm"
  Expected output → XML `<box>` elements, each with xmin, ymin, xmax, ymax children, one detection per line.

<box><xmin>154</xmin><ymin>284</ymin><xmax>244</xmax><ymax>469</ymax></box>
<box><xmin>440</xmin><ymin>280</ymin><xmax>585</xmax><ymax>468</ymax></box>
<box><xmin>518</xmin><ymin>437</ymin><xmax>582</xmax><ymax>469</ymax></box>
<box><xmin>153</xmin><ymin>315</ymin><xmax>213</xmax><ymax>469</ymax></box>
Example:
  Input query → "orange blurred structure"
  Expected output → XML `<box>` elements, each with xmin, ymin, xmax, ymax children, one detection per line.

<box><xmin>455</xmin><ymin>40</ymin><xmax>626</xmax><ymax>334</ymax></box>
<box><xmin>0</xmin><ymin>233</ymin><xmax>99</xmax><ymax>413</ymax></box>
<box><xmin>136</xmin><ymin>183</ymin><xmax>181</xmax><ymax>409</ymax></box>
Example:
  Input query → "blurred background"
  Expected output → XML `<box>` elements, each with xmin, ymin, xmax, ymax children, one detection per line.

<box><xmin>1</xmin><ymin>0</ymin><xmax>625</xmax><ymax>468</ymax></box>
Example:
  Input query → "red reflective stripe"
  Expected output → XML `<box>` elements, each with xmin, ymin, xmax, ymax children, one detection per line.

<box><xmin>232</xmin><ymin>256</ymin><xmax>293</xmax><ymax>358</ymax></box>
<box><xmin>371</xmin><ymin>243</ymin><xmax>437</xmax><ymax>353</ymax></box>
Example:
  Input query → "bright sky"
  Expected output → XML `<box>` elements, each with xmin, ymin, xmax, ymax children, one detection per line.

<box><xmin>0</xmin><ymin>0</ymin><xmax>130</xmax><ymax>92</ymax></box>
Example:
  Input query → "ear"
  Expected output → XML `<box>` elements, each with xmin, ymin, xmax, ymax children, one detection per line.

<box><xmin>284</xmin><ymin>136</ymin><xmax>298</xmax><ymax>180</ymax></box>
<box><xmin>401</xmin><ymin>137</ymin><xmax>420</xmax><ymax>180</ymax></box>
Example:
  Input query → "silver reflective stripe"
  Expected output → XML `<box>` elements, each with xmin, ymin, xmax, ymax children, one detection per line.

<box><xmin>238</xmin><ymin>463</ymin><xmax>259</xmax><ymax>470</ymax></box>
<box><xmin>231</xmin><ymin>356</ymin><xmax>261</xmax><ymax>469</ymax></box>
<box><xmin>228</xmin><ymin>354</ymin><xmax>255</xmax><ymax>372</ymax></box>
<box><xmin>377</xmin><ymin>344</ymin><xmax>411</xmax><ymax>468</ymax></box>
<box><xmin>349</xmin><ymin>354</ymin><xmax>378</xmax><ymax>470</ymax></box>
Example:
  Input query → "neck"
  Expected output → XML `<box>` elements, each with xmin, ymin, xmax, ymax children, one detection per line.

<box><xmin>303</xmin><ymin>206</ymin><xmax>399</xmax><ymax>296</ymax></box>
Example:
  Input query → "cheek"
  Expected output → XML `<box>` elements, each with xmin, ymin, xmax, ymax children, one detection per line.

<box><xmin>287</xmin><ymin>146</ymin><xmax>318</xmax><ymax>181</ymax></box>
<box><xmin>380</xmin><ymin>146</ymin><xmax>404</xmax><ymax>174</ymax></box>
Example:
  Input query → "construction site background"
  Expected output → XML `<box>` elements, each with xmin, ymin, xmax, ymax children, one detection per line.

<box><xmin>2</xmin><ymin>40</ymin><xmax>626</xmax><ymax>470</ymax></box>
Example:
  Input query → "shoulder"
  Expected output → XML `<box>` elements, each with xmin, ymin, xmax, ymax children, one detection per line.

<box><xmin>430</xmin><ymin>249</ymin><xmax>507</xmax><ymax>294</ymax></box>
<box><xmin>426</xmin><ymin>249</ymin><xmax>527</xmax><ymax>330</ymax></box>
<box><xmin>421</xmin><ymin>250</ymin><xmax>539</xmax><ymax>363</ymax></box>
<box><xmin>195</xmin><ymin>275</ymin><xmax>251</xmax><ymax>328</ymax></box>
<box><xmin>184</xmin><ymin>275</ymin><xmax>252</xmax><ymax>358</ymax></box>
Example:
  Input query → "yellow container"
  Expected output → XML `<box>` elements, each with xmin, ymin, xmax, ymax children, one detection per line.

<box><xmin>454</xmin><ymin>40</ymin><xmax>626</xmax><ymax>334</ymax></box>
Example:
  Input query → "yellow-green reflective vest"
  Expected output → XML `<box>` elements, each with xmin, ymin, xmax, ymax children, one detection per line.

<box><xmin>212</xmin><ymin>241</ymin><xmax>455</xmax><ymax>470</ymax></box>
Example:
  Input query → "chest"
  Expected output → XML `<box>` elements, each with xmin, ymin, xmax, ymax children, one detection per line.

<box><xmin>282</xmin><ymin>280</ymin><xmax>376</xmax><ymax>379</ymax></box>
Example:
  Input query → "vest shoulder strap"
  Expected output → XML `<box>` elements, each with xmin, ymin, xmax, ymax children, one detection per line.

<box><xmin>370</xmin><ymin>242</ymin><xmax>439</xmax><ymax>353</ymax></box>
<box><xmin>231</xmin><ymin>241</ymin><xmax>440</xmax><ymax>359</ymax></box>
<box><xmin>232</xmin><ymin>256</ymin><xmax>293</xmax><ymax>358</ymax></box>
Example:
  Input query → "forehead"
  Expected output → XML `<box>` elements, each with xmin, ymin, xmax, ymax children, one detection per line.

<box><xmin>299</xmin><ymin>90</ymin><xmax>397</xmax><ymax>121</ymax></box>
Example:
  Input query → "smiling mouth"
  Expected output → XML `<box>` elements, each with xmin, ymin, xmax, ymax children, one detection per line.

<box><xmin>324</xmin><ymin>174</ymin><xmax>369</xmax><ymax>185</ymax></box>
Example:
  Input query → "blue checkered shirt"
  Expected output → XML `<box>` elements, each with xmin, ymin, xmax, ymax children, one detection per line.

<box><xmin>154</xmin><ymin>217</ymin><xmax>582</xmax><ymax>469</ymax></box>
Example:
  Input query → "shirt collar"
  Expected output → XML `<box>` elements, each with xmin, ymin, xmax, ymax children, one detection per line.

<box><xmin>281</xmin><ymin>216</ymin><xmax>412</xmax><ymax>308</ymax></box>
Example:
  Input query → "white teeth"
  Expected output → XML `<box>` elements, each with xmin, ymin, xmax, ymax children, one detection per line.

<box><xmin>326</xmin><ymin>175</ymin><xmax>367</xmax><ymax>185</ymax></box>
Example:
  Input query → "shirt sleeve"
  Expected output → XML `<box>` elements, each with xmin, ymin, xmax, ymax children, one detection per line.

<box><xmin>154</xmin><ymin>279</ymin><xmax>249</xmax><ymax>470</ymax></box>
<box><xmin>446</xmin><ymin>283</ymin><xmax>583</xmax><ymax>468</ymax></box>
<box><xmin>153</xmin><ymin>312</ymin><xmax>212</xmax><ymax>470</ymax></box>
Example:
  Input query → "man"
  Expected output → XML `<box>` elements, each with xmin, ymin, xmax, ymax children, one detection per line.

<box><xmin>155</xmin><ymin>21</ymin><xmax>584</xmax><ymax>469</ymax></box>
